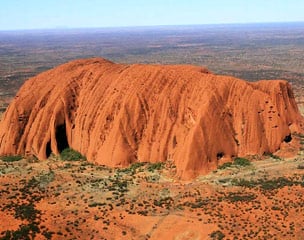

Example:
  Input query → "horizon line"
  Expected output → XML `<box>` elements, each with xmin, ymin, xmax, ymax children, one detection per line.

<box><xmin>1</xmin><ymin>21</ymin><xmax>304</xmax><ymax>32</ymax></box>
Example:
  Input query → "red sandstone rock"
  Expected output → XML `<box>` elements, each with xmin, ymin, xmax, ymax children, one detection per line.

<box><xmin>0</xmin><ymin>58</ymin><xmax>303</xmax><ymax>179</ymax></box>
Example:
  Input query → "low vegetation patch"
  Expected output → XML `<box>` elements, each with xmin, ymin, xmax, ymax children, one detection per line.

<box><xmin>117</xmin><ymin>162</ymin><xmax>146</xmax><ymax>174</ymax></box>
<box><xmin>231</xmin><ymin>178</ymin><xmax>257</xmax><ymax>188</ymax></box>
<box><xmin>0</xmin><ymin>155</ymin><xmax>23</xmax><ymax>162</ymax></box>
<box><xmin>60</xmin><ymin>148</ymin><xmax>86</xmax><ymax>161</ymax></box>
<box><xmin>2</xmin><ymin>224</ymin><xmax>40</xmax><ymax>240</ymax></box>
<box><xmin>218</xmin><ymin>157</ymin><xmax>251</xmax><ymax>169</ymax></box>
<box><xmin>233</xmin><ymin>157</ymin><xmax>251</xmax><ymax>166</ymax></box>
<box><xmin>297</xmin><ymin>163</ymin><xmax>304</xmax><ymax>169</ymax></box>
<box><xmin>265</xmin><ymin>153</ymin><xmax>281</xmax><ymax>160</ymax></box>
<box><xmin>147</xmin><ymin>162</ymin><xmax>164</xmax><ymax>172</ymax></box>
<box><xmin>232</xmin><ymin>177</ymin><xmax>302</xmax><ymax>190</ymax></box>
<box><xmin>210</xmin><ymin>230</ymin><xmax>225</xmax><ymax>240</ymax></box>
<box><xmin>14</xmin><ymin>203</ymin><xmax>40</xmax><ymax>221</ymax></box>
<box><xmin>225</xmin><ymin>192</ymin><xmax>257</xmax><ymax>202</ymax></box>
<box><xmin>218</xmin><ymin>162</ymin><xmax>232</xmax><ymax>169</ymax></box>
<box><xmin>154</xmin><ymin>196</ymin><xmax>174</xmax><ymax>208</ymax></box>
<box><xmin>259</xmin><ymin>177</ymin><xmax>294</xmax><ymax>190</ymax></box>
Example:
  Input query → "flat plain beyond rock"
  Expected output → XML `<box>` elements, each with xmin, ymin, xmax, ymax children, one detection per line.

<box><xmin>0</xmin><ymin>58</ymin><xmax>303</xmax><ymax>179</ymax></box>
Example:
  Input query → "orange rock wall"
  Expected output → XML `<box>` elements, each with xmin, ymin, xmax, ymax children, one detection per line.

<box><xmin>0</xmin><ymin>58</ymin><xmax>302</xmax><ymax>178</ymax></box>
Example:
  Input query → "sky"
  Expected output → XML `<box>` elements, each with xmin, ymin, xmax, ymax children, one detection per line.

<box><xmin>0</xmin><ymin>0</ymin><xmax>304</xmax><ymax>30</ymax></box>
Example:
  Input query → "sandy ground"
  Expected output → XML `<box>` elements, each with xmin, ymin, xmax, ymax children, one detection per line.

<box><xmin>0</xmin><ymin>134</ymin><xmax>304</xmax><ymax>239</ymax></box>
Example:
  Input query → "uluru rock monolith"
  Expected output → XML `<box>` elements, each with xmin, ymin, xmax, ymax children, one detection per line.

<box><xmin>0</xmin><ymin>58</ymin><xmax>303</xmax><ymax>179</ymax></box>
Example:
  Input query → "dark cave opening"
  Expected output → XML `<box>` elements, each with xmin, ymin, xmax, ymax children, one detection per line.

<box><xmin>46</xmin><ymin>141</ymin><xmax>51</xmax><ymax>158</ymax></box>
<box><xmin>283</xmin><ymin>134</ymin><xmax>292</xmax><ymax>143</ymax></box>
<box><xmin>217</xmin><ymin>152</ymin><xmax>224</xmax><ymax>160</ymax></box>
<box><xmin>55</xmin><ymin>123</ymin><xmax>69</xmax><ymax>152</ymax></box>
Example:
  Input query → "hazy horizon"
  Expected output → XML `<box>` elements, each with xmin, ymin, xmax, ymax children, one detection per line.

<box><xmin>1</xmin><ymin>0</ymin><xmax>304</xmax><ymax>31</ymax></box>
<box><xmin>0</xmin><ymin>21</ymin><xmax>303</xmax><ymax>33</ymax></box>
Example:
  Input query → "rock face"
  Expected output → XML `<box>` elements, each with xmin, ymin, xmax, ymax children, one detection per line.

<box><xmin>0</xmin><ymin>58</ymin><xmax>303</xmax><ymax>178</ymax></box>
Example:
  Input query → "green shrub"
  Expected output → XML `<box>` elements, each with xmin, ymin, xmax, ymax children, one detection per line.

<box><xmin>259</xmin><ymin>177</ymin><xmax>294</xmax><ymax>190</ymax></box>
<box><xmin>218</xmin><ymin>157</ymin><xmax>251</xmax><ymax>170</ymax></box>
<box><xmin>210</xmin><ymin>230</ymin><xmax>225</xmax><ymax>240</ymax></box>
<box><xmin>1</xmin><ymin>155</ymin><xmax>23</xmax><ymax>162</ymax></box>
<box><xmin>118</xmin><ymin>162</ymin><xmax>146</xmax><ymax>174</ymax></box>
<box><xmin>267</xmin><ymin>153</ymin><xmax>281</xmax><ymax>160</ymax></box>
<box><xmin>232</xmin><ymin>177</ymin><xmax>298</xmax><ymax>190</ymax></box>
<box><xmin>271</xmin><ymin>206</ymin><xmax>280</xmax><ymax>211</ymax></box>
<box><xmin>297</xmin><ymin>164</ymin><xmax>304</xmax><ymax>169</ymax></box>
<box><xmin>218</xmin><ymin>162</ymin><xmax>232</xmax><ymax>169</ymax></box>
<box><xmin>42</xmin><ymin>230</ymin><xmax>54</xmax><ymax>239</ymax></box>
<box><xmin>233</xmin><ymin>157</ymin><xmax>251</xmax><ymax>166</ymax></box>
<box><xmin>226</xmin><ymin>192</ymin><xmax>256</xmax><ymax>202</ymax></box>
<box><xmin>153</xmin><ymin>196</ymin><xmax>173</xmax><ymax>207</ymax></box>
<box><xmin>130</xmin><ymin>162</ymin><xmax>146</xmax><ymax>169</ymax></box>
<box><xmin>3</xmin><ymin>224</ymin><xmax>40</xmax><ymax>240</ymax></box>
<box><xmin>147</xmin><ymin>162</ymin><xmax>164</xmax><ymax>172</ymax></box>
<box><xmin>145</xmin><ymin>174</ymin><xmax>160</xmax><ymax>182</ymax></box>
<box><xmin>60</xmin><ymin>148</ymin><xmax>86</xmax><ymax>161</ymax></box>
<box><xmin>88</xmin><ymin>202</ymin><xmax>106</xmax><ymax>208</ymax></box>
<box><xmin>14</xmin><ymin>203</ymin><xmax>39</xmax><ymax>221</ymax></box>
<box><xmin>232</xmin><ymin>178</ymin><xmax>257</xmax><ymax>188</ymax></box>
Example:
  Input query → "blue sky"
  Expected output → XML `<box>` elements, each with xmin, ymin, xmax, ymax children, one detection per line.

<box><xmin>0</xmin><ymin>0</ymin><xmax>304</xmax><ymax>30</ymax></box>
